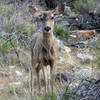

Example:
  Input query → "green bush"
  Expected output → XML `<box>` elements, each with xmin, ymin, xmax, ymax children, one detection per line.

<box><xmin>16</xmin><ymin>23</ymin><xmax>29</xmax><ymax>35</ymax></box>
<box><xmin>2</xmin><ymin>25</ymin><xmax>14</xmax><ymax>33</ymax></box>
<box><xmin>1</xmin><ymin>41</ymin><xmax>12</xmax><ymax>55</ymax></box>
<box><xmin>2</xmin><ymin>22</ymin><xmax>34</xmax><ymax>36</ymax></box>
<box><xmin>0</xmin><ymin>3</ymin><xmax>13</xmax><ymax>15</ymax></box>
<box><xmin>54</xmin><ymin>24</ymin><xmax>72</xmax><ymax>38</ymax></box>
<box><xmin>73</xmin><ymin>0</ymin><xmax>96</xmax><ymax>14</ymax></box>
<box><xmin>0</xmin><ymin>39</ymin><xmax>17</xmax><ymax>55</ymax></box>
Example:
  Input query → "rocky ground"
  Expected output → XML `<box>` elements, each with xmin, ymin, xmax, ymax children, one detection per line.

<box><xmin>0</xmin><ymin>0</ymin><xmax>100</xmax><ymax>100</ymax></box>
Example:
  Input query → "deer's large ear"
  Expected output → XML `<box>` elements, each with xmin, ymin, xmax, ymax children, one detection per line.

<box><xmin>29</xmin><ymin>5</ymin><xmax>38</xmax><ymax>16</ymax></box>
<box><xmin>52</xmin><ymin>3</ymin><xmax>66</xmax><ymax>17</ymax></box>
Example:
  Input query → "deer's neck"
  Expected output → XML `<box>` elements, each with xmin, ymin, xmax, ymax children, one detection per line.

<box><xmin>42</xmin><ymin>32</ymin><xmax>54</xmax><ymax>49</ymax></box>
<box><xmin>43</xmin><ymin>31</ymin><xmax>54</xmax><ymax>40</ymax></box>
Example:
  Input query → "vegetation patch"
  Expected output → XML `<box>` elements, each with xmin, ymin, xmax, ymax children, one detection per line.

<box><xmin>73</xmin><ymin>0</ymin><xmax>96</xmax><ymax>14</ymax></box>
<box><xmin>1</xmin><ymin>41</ymin><xmax>12</xmax><ymax>55</ymax></box>
<box><xmin>2</xmin><ymin>22</ymin><xmax>35</xmax><ymax>36</ymax></box>
<box><xmin>0</xmin><ymin>3</ymin><xmax>13</xmax><ymax>15</ymax></box>
<box><xmin>54</xmin><ymin>24</ymin><xmax>72</xmax><ymax>38</ymax></box>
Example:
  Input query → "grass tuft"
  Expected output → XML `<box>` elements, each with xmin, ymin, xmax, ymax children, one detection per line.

<box><xmin>54</xmin><ymin>24</ymin><xmax>72</xmax><ymax>38</ymax></box>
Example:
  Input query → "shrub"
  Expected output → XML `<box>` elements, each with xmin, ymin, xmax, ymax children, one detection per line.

<box><xmin>2</xmin><ymin>25</ymin><xmax>14</xmax><ymax>33</ymax></box>
<box><xmin>16</xmin><ymin>22</ymin><xmax>35</xmax><ymax>36</ymax></box>
<box><xmin>54</xmin><ymin>24</ymin><xmax>72</xmax><ymax>38</ymax></box>
<box><xmin>73</xmin><ymin>0</ymin><xmax>96</xmax><ymax>14</ymax></box>
<box><xmin>0</xmin><ymin>3</ymin><xmax>13</xmax><ymax>15</ymax></box>
<box><xmin>2</xmin><ymin>22</ymin><xmax>35</xmax><ymax>36</ymax></box>
<box><xmin>1</xmin><ymin>41</ymin><xmax>12</xmax><ymax>55</ymax></box>
<box><xmin>0</xmin><ymin>39</ymin><xmax>17</xmax><ymax>55</ymax></box>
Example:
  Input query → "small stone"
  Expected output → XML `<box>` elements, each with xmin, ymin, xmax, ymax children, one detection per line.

<box><xmin>60</xmin><ymin>46</ymin><xmax>71</xmax><ymax>53</ymax></box>
<box><xmin>9</xmin><ymin>66</ymin><xmax>15</xmax><ymax>69</ymax></box>
<box><xmin>64</xmin><ymin>6</ymin><xmax>72</xmax><ymax>16</ymax></box>
<box><xmin>57</xmin><ymin>39</ymin><xmax>64</xmax><ymax>47</ymax></box>
<box><xmin>69</xmin><ymin>82</ymin><xmax>79</xmax><ymax>88</ymax></box>
<box><xmin>15</xmin><ymin>71</ymin><xmax>22</xmax><ymax>76</ymax></box>
<box><xmin>70</xmin><ymin>34</ymin><xmax>77</xmax><ymax>38</ymax></box>
<box><xmin>95</xmin><ymin>71</ymin><xmax>100</xmax><ymax>79</ymax></box>
<box><xmin>57</xmin><ymin>56</ymin><xmax>63</xmax><ymax>62</ymax></box>
<box><xmin>74</xmin><ymin>67</ymin><xmax>92</xmax><ymax>79</ymax></box>
<box><xmin>77</xmin><ymin>53</ymin><xmax>93</xmax><ymax>60</ymax></box>
<box><xmin>10</xmin><ymin>82</ymin><xmax>22</xmax><ymax>86</ymax></box>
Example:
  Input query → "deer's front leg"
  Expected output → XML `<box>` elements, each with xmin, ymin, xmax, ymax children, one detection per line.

<box><xmin>42</xmin><ymin>66</ymin><xmax>47</xmax><ymax>95</ymax></box>
<box><xmin>50</xmin><ymin>65</ymin><xmax>55</xmax><ymax>96</ymax></box>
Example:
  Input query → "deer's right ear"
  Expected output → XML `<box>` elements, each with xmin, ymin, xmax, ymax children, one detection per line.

<box><xmin>52</xmin><ymin>3</ymin><xmax>66</xmax><ymax>17</ymax></box>
<box><xmin>29</xmin><ymin>5</ymin><xmax>38</xmax><ymax>16</ymax></box>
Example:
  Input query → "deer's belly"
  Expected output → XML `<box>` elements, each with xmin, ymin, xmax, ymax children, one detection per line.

<box><xmin>42</xmin><ymin>55</ymin><xmax>55</xmax><ymax>66</ymax></box>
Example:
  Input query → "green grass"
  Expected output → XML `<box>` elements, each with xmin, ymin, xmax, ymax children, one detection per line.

<box><xmin>0</xmin><ymin>39</ymin><xmax>17</xmax><ymax>56</ymax></box>
<box><xmin>1</xmin><ymin>41</ymin><xmax>12</xmax><ymax>55</ymax></box>
<box><xmin>32</xmin><ymin>92</ymin><xmax>57</xmax><ymax>100</ymax></box>
<box><xmin>73</xmin><ymin>0</ymin><xmax>96</xmax><ymax>14</ymax></box>
<box><xmin>16</xmin><ymin>22</ymin><xmax>34</xmax><ymax>36</ymax></box>
<box><xmin>0</xmin><ymin>96</ymin><xmax>2</xmax><ymax>100</ymax></box>
<box><xmin>2</xmin><ymin>25</ymin><xmax>14</xmax><ymax>33</ymax></box>
<box><xmin>0</xmin><ymin>3</ymin><xmax>13</xmax><ymax>15</ymax></box>
<box><xmin>2</xmin><ymin>22</ymin><xmax>35</xmax><ymax>36</ymax></box>
<box><xmin>54</xmin><ymin>24</ymin><xmax>72</xmax><ymax>38</ymax></box>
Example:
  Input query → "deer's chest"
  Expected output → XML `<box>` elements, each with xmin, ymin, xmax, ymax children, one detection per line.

<box><xmin>41</xmin><ymin>46</ymin><xmax>55</xmax><ymax>66</ymax></box>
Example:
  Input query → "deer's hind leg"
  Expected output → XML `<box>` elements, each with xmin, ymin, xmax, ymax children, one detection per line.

<box><xmin>31</xmin><ymin>61</ymin><xmax>36</xmax><ymax>96</ymax></box>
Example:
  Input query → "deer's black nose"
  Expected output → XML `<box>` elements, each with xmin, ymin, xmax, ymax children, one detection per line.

<box><xmin>44</xmin><ymin>26</ymin><xmax>51</xmax><ymax>32</ymax></box>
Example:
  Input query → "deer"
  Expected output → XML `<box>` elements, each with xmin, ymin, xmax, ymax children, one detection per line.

<box><xmin>28</xmin><ymin>5</ymin><xmax>60</xmax><ymax>96</ymax></box>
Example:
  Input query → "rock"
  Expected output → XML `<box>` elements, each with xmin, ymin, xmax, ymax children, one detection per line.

<box><xmin>77</xmin><ymin>53</ymin><xmax>93</xmax><ymax>60</ymax></box>
<box><xmin>60</xmin><ymin>46</ymin><xmax>71</xmax><ymax>53</ymax></box>
<box><xmin>10</xmin><ymin>82</ymin><xmax>22</xmax><ymax>86</ymax></box>
<box><xmin>4</xmin><ymin>54</ymin><xmax>18</xmax><ymax>64</ymax></box>
<box><xmin>70</xmin><ymin>34</ymin><xmax>77</xmax><ymax>38</ymax></box>
<box><xmin>70</xmin><ymin>42</ymin><xmax>87</xmax><ymax>48</ymax></box>
<box><xmin>9</xmin><ymin>66</ymin><xmax>16</xmax><ymax>69</ymax></box>
<box><xmin>96</xmin><ymin>3</ymin><xmax>100</xmax><ymax>14</ymax></box>
<box><xmin>57</xmin><ymin>39</ymin><xmax>71</xmax><ymax>53</ymax></box>
<box><xmin>0</xmin><ymin>71</ymin><xmax>13</xmax><ymax>83</ymax></box>
<box><xmin>57</xmin><ymin>56</ymin><xmax>63</xmax><ymax>62</ymax></box>
<box><xmin>74</xmin><ymin>67</ymin><xmax>92</xmax><ymax>79</ymax></box>
<box><xmin>62</xmin><ymin>78</ymin><xmax>100</xmax><ymax>100</ymax></box>
<box><xmin>57</xmin><ymin>39</ymin><xmax>64</xmax><ymax>47</ymax></box>
<box><xmin>15</xmin><ymin>71</ymin><xmax>22</xmax><ymax>76</ymax></box>
<box><xmin>64</xmin><ymin>6</ymin><xmax>72</xmax><ymax>16</ymax></box>
<box><xmin>88</xmin><ymin>37</ymin><xmax>100</xmax><ymax>48</ymax></box>
<box><xmin>60</xmin><ymin>21</ymin><xmax>69</xmax><ymax>26</ymax></box>
<box><xmin>55</xmin><ymin>71</ymin><xmax>74</xmax><ymax>82</ymax></box>
<box><xmin>0</xmin><ymin>57</ymin><xmax>3</xmax><ymax>66</ymax></box>
<box><xmin>69</xmin><ymin>82</ymin><xmax>79</xmax><ymax>88</ymax></box>
<box><xmin>95</xmin><ymin>71</ymin><xmax>100</xmax><ymax>79</ymax></box>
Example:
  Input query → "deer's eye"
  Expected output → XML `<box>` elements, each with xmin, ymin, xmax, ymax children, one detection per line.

<box><xmin>51</xmin><ymin>17</ymin><xmax>54</xmax><ymax>20</ymax></box>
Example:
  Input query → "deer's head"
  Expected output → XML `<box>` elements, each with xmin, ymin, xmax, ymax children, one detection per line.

<box><xmin>29</xmin><ymin>5</ymin><xmax>61</xmax><ymax>36</ymax></box>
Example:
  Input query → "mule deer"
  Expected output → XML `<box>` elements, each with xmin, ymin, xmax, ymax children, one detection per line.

<box><xmin>29</xmin><ymin>5</ymin><xmax>58</xmax><ymax>96</ymax></box>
